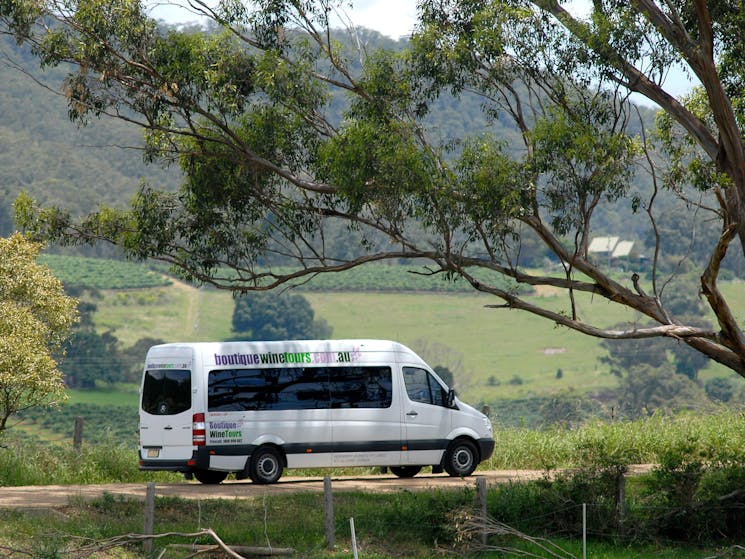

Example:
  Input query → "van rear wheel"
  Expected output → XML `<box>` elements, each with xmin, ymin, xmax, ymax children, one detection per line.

<box><xmin>193</xmin><ymin>469</ymin><xmax>228</xmax><ymax>484</ymax></box>
<box><xmin>249</xmin><ymin>446</ymin><xmax>284</xmax><ymax>484</ymax></box>
<box><xmin>444</xmin><ymin>439</ymin><xmax>478</xmax><ymax>477</ymax></box>
<box><xmin>390</xmin><ymin>466</ymin><xmax>422</xmax><ymax>478</ymax></box>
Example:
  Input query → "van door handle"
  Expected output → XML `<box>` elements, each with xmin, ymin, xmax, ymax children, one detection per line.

<box><xmin>164</xmin><ymin>426</ymin><xmax>173</xmax><ymax>430</ymax></box>
<box><xmin>406</xmin><ymin>411</ymin><xmax>418</xmax><ymax>417</ymax></box>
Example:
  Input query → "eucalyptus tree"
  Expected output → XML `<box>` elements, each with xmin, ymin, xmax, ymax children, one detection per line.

<box><xmin>4</xmin><ymin>1</ymin><xmax>745</xmax><ymax>376</ymax></box>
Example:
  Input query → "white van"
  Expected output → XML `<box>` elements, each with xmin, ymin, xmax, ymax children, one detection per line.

<box><xmin>138</xmin><ymin>339</ymin><xmax>494</xmax><ymax>484</ymax></box>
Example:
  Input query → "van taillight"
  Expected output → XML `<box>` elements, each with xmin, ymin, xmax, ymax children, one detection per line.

<box><xmin>193</xmin><ymin>413</ymin><xmax>206</xmax><ymax>446</ymax></box>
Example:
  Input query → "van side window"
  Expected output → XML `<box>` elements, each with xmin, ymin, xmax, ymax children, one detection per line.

<box><xmin>142</xmin><ymin>369</ymin><xmax>192</xmax><ymax>415</ymax></box>
<box><xmin>329</xmin><ymin>366</ymin><xmax>392</xmax><ymax>408</ymax></box>
<box><xmin>403</xmin><ymin>367</ymin><xmax>447</xmax><ymax>407</ymax></box>
<box><xmin>208</xmin><ymin>366</ymin><xmax>392</xmax><ymax>411</ymax></box>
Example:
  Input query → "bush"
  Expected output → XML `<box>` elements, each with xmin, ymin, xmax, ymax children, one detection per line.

<box><xmin>642</xmin><ymin>442</ymin><xmax>745</xmax><ymax>543</ymax></box>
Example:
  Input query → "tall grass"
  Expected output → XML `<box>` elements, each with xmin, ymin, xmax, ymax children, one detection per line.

<box><xmin>0</xmin><ymin>433</ymin><xmax>179</xmax><ymax>486</ymax></box>
<box><xmin>484</xmin><ymin>409</ymin><xmax>745</xmax><ymax>470</ymax></box>
<box><xmin>3</xmin><ymin>409</ymin><xmax>745</xmax><ymax>485</ymax></box>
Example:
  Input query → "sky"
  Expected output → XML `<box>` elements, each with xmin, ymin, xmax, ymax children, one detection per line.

<box><xmin>338</xmin><ymin>0</ymin><xmax>418</xmax><ymax>39</ymax></box>
<box><xmin>148</xmin><ymin>0</ymin><xmax>419</xmax><ymax>38</ymax></box>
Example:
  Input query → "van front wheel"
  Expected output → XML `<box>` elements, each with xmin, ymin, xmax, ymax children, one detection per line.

<box><xmin>193</xmin><ymin>469</ymin><xmax>228</xmax><ymax>484</ymax></box>
<box><xmin>444</xmin><ymin>439</ymin><xmax>478</xmax><ymax>477</ymax></box>
<box><xmin>250</xmin><ymin>446</ymin><xmax>284</xmax><ymax>484</ymax></box>
<box><xmin>390</xmin><ymin>466</ymin><xmax>422</xmax><ymax>478</ymax></box>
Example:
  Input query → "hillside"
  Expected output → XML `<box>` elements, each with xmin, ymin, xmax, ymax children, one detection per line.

<box><xmin>42</xmin><ymin>255</ymin><xmax>735</xmax><ymax>401</ymax></box>
<box><xmin>0</xmin><ymin>36</ymin><xmax>181</xmax><ymax>238</ymax></box>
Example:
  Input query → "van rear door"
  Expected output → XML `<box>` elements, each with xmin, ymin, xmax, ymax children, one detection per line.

<box><xmin>140</xmin><ymin>361</ymin><xmax>194</xmax><ymax>461</ymax></box>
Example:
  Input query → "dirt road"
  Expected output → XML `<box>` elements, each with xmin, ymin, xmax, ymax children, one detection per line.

<box><xmin>0</xmin><ymin>470</ymin><xmax>546</xmax><ymax>509</ymax></box>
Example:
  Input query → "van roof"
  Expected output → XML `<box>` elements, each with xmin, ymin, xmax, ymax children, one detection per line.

<box><xmin>150</xmin><ymin>339</ymin><xmax>411</xmax><ymax>352</ymax></box>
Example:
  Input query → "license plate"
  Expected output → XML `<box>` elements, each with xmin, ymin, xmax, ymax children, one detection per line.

<box><xmin>147</xmin><ymin>448</ymin><xmax>160</xmax><ymax>458</ymax></box>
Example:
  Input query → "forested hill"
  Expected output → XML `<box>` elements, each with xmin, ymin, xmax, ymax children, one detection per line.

<box><xmin>0</xmin><ymin>34</ymin><xmax>181</xmax><ymax>237</ymax></box>
<box><xmin>0</xmin><ymin>28</ymin><xmax>658</xmax><ymax>247</ymax></box>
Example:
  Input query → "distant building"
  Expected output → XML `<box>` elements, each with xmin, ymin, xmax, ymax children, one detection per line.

<box><xmin>588</xmin><ymin>236</ymin><xmax>635</xmax><ymax>267</ymax></box>
<box><xmin>588</xmin><ymin>236</ymin><xmax>620</xmax><ymax>256</ymax></box>
<box><xmin>612</xmin><ymin>240</ymin><xmax>634</xmax><ymax>259</ymax></box>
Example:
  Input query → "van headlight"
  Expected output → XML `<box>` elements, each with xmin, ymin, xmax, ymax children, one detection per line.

<box><xmin>483</xmin><ymin>417</ymin><xmax>492</xmax><ymax>431</ymax></box>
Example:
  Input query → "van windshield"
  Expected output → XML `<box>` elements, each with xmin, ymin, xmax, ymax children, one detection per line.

<box><xmin>142</xmin><ymin>369</ymin><xmax>192</xmax><ymax>415</ymax></box>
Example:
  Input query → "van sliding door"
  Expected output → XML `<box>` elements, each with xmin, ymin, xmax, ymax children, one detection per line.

<box><xmin>329</xmin><ymin>366</ymin><xmax>403</xmax><ymax>466</ymax></box>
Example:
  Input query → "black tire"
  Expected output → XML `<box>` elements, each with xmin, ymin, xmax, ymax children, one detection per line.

<box><xmin>444</xmin><ymin>439</ymin><xmax>478</xmax><ymax>477</ymax></box>
<box><xmin>193</xmin><ymin>469</ymin><xmax>228</xmax><ymax>485</ymax></box>
<box><xmin>390</xmin><ymin>465</ymin><xmax>422</xmax><ymax>478</ymax></box>
<box><xmin>250</xmin><ymin>446</ymin><xmax>284</xmax><ymax>484</ymax></box>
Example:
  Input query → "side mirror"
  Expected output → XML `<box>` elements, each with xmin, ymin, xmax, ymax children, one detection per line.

<box><xmin>447</xmin><ymin>388</ymin><xmax>456</xmax><ymax>408</ymax></box>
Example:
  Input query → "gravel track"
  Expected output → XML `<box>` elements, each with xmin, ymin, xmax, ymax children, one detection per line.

<box><xmin>0</xmin><ymin>470</ymin><xmax>546</xmax><ymax>508</ymax></box>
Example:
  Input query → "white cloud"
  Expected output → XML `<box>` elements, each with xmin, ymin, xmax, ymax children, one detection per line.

<box><xmin>341</xmin><ymin>0</ymin><xmax>417</xmax><ymax>39</ymax></box>
<box><xmin>148</xmin><ymin>0</ymin><xmax>418</xmax><ymax>39</ymax></box>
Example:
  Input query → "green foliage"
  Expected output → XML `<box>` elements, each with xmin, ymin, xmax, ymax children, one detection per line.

<box><xmin>705</xmin><ymin>376</ymin><xmax>736</xmax><ymax>403</ymax></box>
<box><xmin>0</xmin><ymin>493</ymin><xmax>735</xmax><ymax>559</ymax></box>
<box><xmin>39</xmin><ymin>254</ymin><xmax>171</xmax><ymax>289</ymax></box>
<box><xmin>6</xmin><ymin>0</ymin><xmax>745</xmax><ymax>384</ymax></box>
<box><xmin>0</xmin><ymin>40</ymin><xmax>180</xmax><ymax>230</ymax></box>
<box><xmin>484</xmin><ymin>411</ymin><xmax>745</xmax><ymax>471</ymax></box>
<box><xmin>530</xmin><ymin>99</ymin><xmax>637</xmax><ymax>235</ymax></box>
<box><xmin>232</xmin><ymin>291</ymin><xmax>332</xmax><ymax>340</ymax></box>
<box><xmin>0</xmin><ymin>432</ymin><xmax>176</xmax><ymax>485</ymax></box>
<box><xmin>0</xmin><ymin>233</ymin><xmax>78</xmax><ymax>435</ymax></box>
<box><xmin>483</xmin><ymin>412</ymin><xmax>745</xmax><ymax>545</ymax></box>
<box><xmin>641</xmin><ymin>445</ymin><xmax>745</xmax><ymax>543</ymax></box>
<box><xmin>617</xmin><ymin>364</ymin><xmax>707</xmax><ymax>419</ymax></box>
<box><xmin>61</xmin><ymin>330</ymin><xmax>122</xmax><ymax>389</ymax></box>
<box><xmin>18</xmin><ymin>402</ymin><xmax>138</xmax><ymax>446</ymax></box>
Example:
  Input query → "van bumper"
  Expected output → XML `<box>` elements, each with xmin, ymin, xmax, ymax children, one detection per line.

<box><xmin>138</xmin><ymin>447</ymin><xmax>211</xmax><ymax>472</ymax></box>
<box><xmin>478</xmin><ymin>438</ymin><xmax>495</xmax><ymax>461</ymax></box>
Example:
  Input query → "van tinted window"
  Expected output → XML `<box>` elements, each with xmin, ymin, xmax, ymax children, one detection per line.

<box><xmin>403</xmin><ymin>367</ymin><xmax>447</xmax><ymax>407</ymax></box>
<box><xmin>208</xmin><ymin>366</ymin><xmax>392</xmax><ymax>411</ymax></box>
<box><xmin>142</xmin><ymin>369</ymin><xmax>192</xmax><ymax>415</ymax></box>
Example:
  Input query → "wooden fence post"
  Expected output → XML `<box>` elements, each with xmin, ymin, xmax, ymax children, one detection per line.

<box><xmin>143</xmin><ymin>482</ymin><xmax>156</xmax><ymax>555</ymax></box>
<box><xmin>616</xmin><ymin>471</ymin><xmax>627</xmax><ymax>535</ymax></box>
<box><xmin>477</xmin><ymin>477</ymin><xmax>487</xmax><ymax>545</ymax></box>
<box><xmin>73</xmin><ymin>416</ymin><xmax>84</xmax><ymax>451</ymax></box>
<box><xmin>324</xmin><ymin>476</ymin><xmax>334</xmax><ymax>550</ymax></box>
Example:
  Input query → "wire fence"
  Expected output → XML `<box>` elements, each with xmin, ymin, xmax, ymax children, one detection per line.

<box><xmin>4</xmin><ymin>473</ymin><xmax>745</xmax><ymax>559</ymax></box>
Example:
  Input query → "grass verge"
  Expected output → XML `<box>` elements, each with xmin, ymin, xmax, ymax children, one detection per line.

<box><xmin>0</xmin><ymin>489</ymin><xmax>738</xmax><ymax>559</ymax></box>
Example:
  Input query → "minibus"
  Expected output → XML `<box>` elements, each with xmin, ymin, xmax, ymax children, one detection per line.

<box><xmin>138</xmin><ymin>339</ymin><xmax>494</xmax><ymax>484</ymax></box>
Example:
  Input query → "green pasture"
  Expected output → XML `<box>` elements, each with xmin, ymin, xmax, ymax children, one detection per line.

<box><xmin>92</xmin><ymin>283</ymin><xmax>235</xmax><ymax>345</ymax></box>
<box><xmin>67</xmin><ymin>385</ymin><xmax>139</xmax><ymax>407</ymax></box>
<box><xmin>306</xmin><ymin>291</ymin><xmax>626</xmax><ymax>402</ymax></box>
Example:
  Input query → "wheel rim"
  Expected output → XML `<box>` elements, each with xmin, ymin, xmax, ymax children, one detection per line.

<box><xmin>257</xmin><ymin>455</ymin><xmax>279</xmax><ymax>480</ymax></box>
<box><xmin>452</xmin><ymin>446</ymin><xmax>474</xmax><ymax>473</ymax></box>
